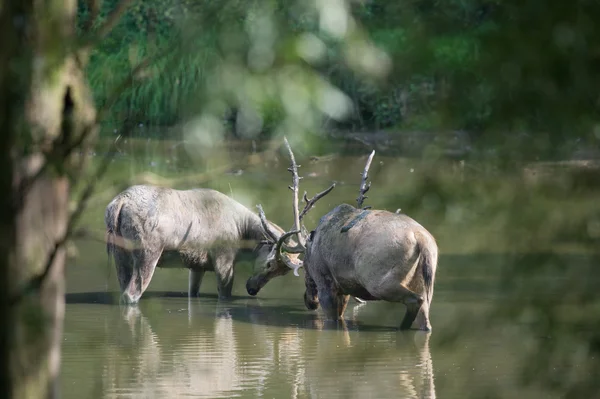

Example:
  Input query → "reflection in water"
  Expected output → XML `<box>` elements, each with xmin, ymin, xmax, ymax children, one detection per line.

<box><xmin>304</xmin><ymin>318</ymin><xmax>436</xmax><ymax>399</ymax></box>
<box><xmin>63</xmin><ymin>296</ymin><xmax>436</xmax><ymax>398</ymax></box>
<box><xmin>106</xmin><ymin>303</ymin><xmax>243</xmax><ymax>398</ymax></box>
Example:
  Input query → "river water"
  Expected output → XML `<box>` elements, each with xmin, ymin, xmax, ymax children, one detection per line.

<box><xmin>60</xmin><ymin>143</ymin><xmax>599</xmax><ymax>398</ymax></box>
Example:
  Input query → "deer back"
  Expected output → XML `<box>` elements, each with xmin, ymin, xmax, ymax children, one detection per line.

<box><xmin>108</xmin><ymin>185</ymin><xmax>261</xmax><ymax>251</ymax></box>
<box><xmin>307</xmin><ymin>203</ymin><xmax>435</xmax><ymax>283</ymax></box>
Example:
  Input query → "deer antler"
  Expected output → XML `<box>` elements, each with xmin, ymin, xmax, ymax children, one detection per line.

<box><xmin>256</xmin><ymin>137</ymin><xmax>336</xmax><ymax>275</ymax></box>
<box><xmin>257</xmin><ymin>204</ymin><xmax>304</xmax><ymax>275</ymax></box>
<box><xmin>256</xmin><ymin>204</ymin><xmax>280</xmax><ymax>242</ymax></box>
<box><xmin>280</xmin><ymin>137</ymin><xmax>336</xmax><ymax>254</ymax></box>
<box><xmin>283</xmin><ymin>137</ymin><xmax>304</xmax><ymax>249</ymax></box>
<box><xmin>275</xmin><ymin>230</ymin><xmax>303</xmax><ymax>275</ymax></box>
<box><xmin>279</xmin><ymin>183</ymin><xmax>336</xmax><ymax>253</ymax></box>
<box><xmin>356</xmin><ymin>150</ymin><xmax>375</xmax><ymax>210</ymax></box>
<box><xmin>298</xmin><ymin>184</ymin><xmax>336</xmax><ymax>222</ymax></box>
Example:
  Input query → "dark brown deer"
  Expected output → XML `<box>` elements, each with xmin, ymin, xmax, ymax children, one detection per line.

<box><xmin>105</xmin><ymin>185</ymin><xmax>287</xmax><ymax>304</ymax></box>
<box><xmin>257</xmin><ymin>145</ymin><xmax>439</xmax><ymax>331</ymax></box>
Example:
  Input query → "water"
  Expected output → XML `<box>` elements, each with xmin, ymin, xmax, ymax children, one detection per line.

<box><xmin>61</xmin><ymin>250</ymin><xmax>515</xmax><ymax>399</ymax></box>
<box><xmin>61</xmin><ymin>142</ymin><xmax>599</xmax><ymax>398</ymax></box>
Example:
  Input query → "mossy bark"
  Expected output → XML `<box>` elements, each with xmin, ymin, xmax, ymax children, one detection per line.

<box><xmin>0</xmin><ymin>0</ymin><xmax>97</xmax><ymax>398</ymax></box>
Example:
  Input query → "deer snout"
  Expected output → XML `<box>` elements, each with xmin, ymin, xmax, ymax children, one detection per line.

<box><xmin>246</xmin><ymin>282</ymin><xmax>258</xmax><ymax>296</ymax></box>
<box><xmin>245</xmin><ymin>277</ymin><xmax>262</xmax><ymax>296</ymax></box>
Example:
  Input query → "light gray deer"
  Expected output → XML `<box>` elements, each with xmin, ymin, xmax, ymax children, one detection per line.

<box><xmin>256</xmin><ymin>144</ymin><xmax>439</xmax><ymax>331</ymax></box>
<box><xmin>105</xmin><ymin>185</ymin><xmax>289</xmax><ymax>304</ymax></box>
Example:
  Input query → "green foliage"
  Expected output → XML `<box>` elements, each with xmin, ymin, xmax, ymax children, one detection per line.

<box><xmin>474</xmin><ymin>1</ymin><xmax>600</xmax><ymax>135</ymax></box>
<box><xmin>431</xmin><ymin>35</ymin><xmax>479</xmax><ymax>72</ymax></box>
<box><xmin>87</xmin><ymin>34</ymin><xmax>218</xmax><ymax>128</ymax></box>
<box><xmin>80</xmin><ymin>0</ymin><xmax>219</xmax><ymax>130</ymax></box>
<box><xmin>82</xmin><ymin>0</ymin><xmax>600</xmax><ymax>155</ymax></box>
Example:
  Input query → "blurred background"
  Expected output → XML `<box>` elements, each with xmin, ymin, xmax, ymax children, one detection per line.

<box><xmin>5</xmin><ymin>0</ymin><xmax>600</xmax><ymax>398</ymax></box>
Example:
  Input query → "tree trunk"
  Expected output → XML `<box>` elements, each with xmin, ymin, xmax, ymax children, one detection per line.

<box><xmin>0</xmin><ymin>0</ymin><xmax>20</xmax><ymax>392</ymax></box>
<box><xmin>0</xmin><ymin>1</ymin><xmax>96</xmax><ymax>398</ymax></box>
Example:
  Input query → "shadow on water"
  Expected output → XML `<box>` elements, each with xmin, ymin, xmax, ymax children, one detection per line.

<box><xmin>199</xmin><ymin>298</ymin><xmax>402</xmax><ymax>333</ymax></box>
<box><xmin>65</xmin><ymin>290</ymin><xmax>405</xmax><ymax>333</ymax></box>
<box><xmin>64</xmin><ymin>290</ymin><xmax>250</xmax><ymax>305</ymax></box>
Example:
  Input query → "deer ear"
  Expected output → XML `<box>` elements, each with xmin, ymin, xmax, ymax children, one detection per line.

<box><xmin>253</xmin><ymin>240</ymin><xmax>269</xmax><ymax>253</ymax></box>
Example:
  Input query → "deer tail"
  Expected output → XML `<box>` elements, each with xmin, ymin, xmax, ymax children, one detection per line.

<box><xmin>417</xmin><ymin>237</ymin><xmax>437</xmax><ymax>306</ymax></box>
<box><xmin>105</xmin><ymin>197</ymin><xmax>125</xmax><ymax>263</ymax></box>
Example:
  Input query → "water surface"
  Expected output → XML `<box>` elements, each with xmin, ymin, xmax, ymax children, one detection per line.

<box><xmin>62</xmin><ymin>244</ymin><xmax>568</xmax><ymax>399</ymax></box>
<box><xmin>62</xmin><ymin>145</ymin><xmax>598</xmax><ymax>398</ymax></box>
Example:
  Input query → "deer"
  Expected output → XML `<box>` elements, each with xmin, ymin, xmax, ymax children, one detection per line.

<box><xmin>255</xmin><ymin>143</ymin><xmax>439</xmax><ymax>331</ymax></box>
<box><xmin>105</xmin><ymin>185</ymin><xmax>289</xmax><ymax>304</ymax></box>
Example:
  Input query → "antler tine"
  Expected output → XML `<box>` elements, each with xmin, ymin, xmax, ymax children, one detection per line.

<box><xmin>281</xmin><ymin>183</ymin><xmax>336</xmax><ymax>254</ymax></box>
<box><xmin>256</xmin><ymin>204</ymin><xmax>279</xmax><ymax>242</ymax></box>
<box><xmin>278</xmin><ymin>137</ymin><xmax>337</xmax><ymax>255</ymax></box>
<box><xmin>356</xmin><ymin>150</ymin><xmax>375</xmax><ymax>210</ymax></box>
<box><xmin>283</xmin><ymin>137</ymin><xmax>303</xmax><ymax>245</ymax></box>
<box><xmin>298</xmin><ymin>183</ymin><xmax>336</xmax><ymax>222</ymax></box>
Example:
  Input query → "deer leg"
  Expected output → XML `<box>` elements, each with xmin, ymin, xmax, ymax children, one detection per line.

<box><xmin>136</xmin><ymin>248</ymin><xmax>162</xmax><ymax>295</ymax></box>
<box><xmin>217</xmin><ymin>272</ymin><xmax>234</xmax><ymax>299</ymax></box>
<box><xmin>304</xmin><ymin>271</ymin><xmax>320</xmax><ymax>310</ymax></box>
<box><xmin>317</xmin><ymin>289</ymin><xmax>339</xmax><ymax>320</ymax></box>
<box><xmin>312</xmin><ymin>272</ymin><xmax>343</xmax><ymax>320</ymax></box>
<box><xmin>337</xmin><ymin>294</ymin><xmax>350</xmax><ymax>319</ymax></box>
<box><xmin>399</xmin><ymin>288</ymin><xmax>425</xmax><ymax>331</ymax></box>
<box><xmin>372</xmin><ymin>281</ymin><xmax>425</xmax><ymax>330</ymax></box>
<box><xmin>400</xmin><ymin>304</ymin><xmax>421</xmax><ymax>331</ymax></box>
<box><xmin>121</xmin><ymin>248</ymin><xmax>162</xmax><ymax>304</ymax></box>
<box><xmin>213</xmin><ymin>250</ymin><xmax>236</xmax><ymax>300</ymax></box>
<box><xmin>304</xmin><ymin>290</ymin><xmax>320</xmax><ymax>310</ymax></box>
<box><xmin>112</xmin><ymin>246</ymin><xmax>133</xmax><ymax>293</ymax></box>
<box><xmin>181</xmin><ymin>253</ymin><xmax>208</xmax><ymax>298</ymax></box>
<box><xmin>188</xmin><ymin>269</ymin><xmax>205</xmax><ymax>297</ymax></box>
<box><xmin>412</xmin><ymin>300</ymin><xmax>432</xmax><ymax>331</ymax></box>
